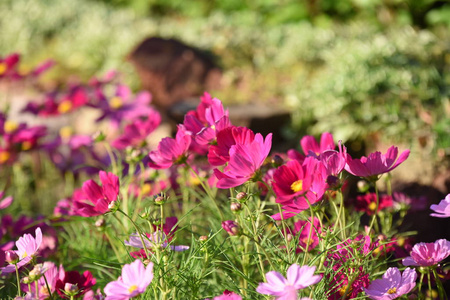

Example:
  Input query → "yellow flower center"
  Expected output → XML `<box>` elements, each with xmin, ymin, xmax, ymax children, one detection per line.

<box><xmin>368</xmin><ymin>202</ymin><xmax>377</xmax><ymax>211</ymax></box>
<box><xmin>22</xmin><ymin>251</ymin><xmax>28</xmax><ymax>258</ymax></box>
<box><xmin>4</xmin><ymin>121</ymin><xmax>18</xmax><ymax>133</ymax></box>
<box><xmin>141</xmin><ymin>183</ymin><xmax>152</xmax><ymax>195</ymax></box>
<box><xmin>128</xmin><ymin>285</ymin><xmax>138</xmax><ymax>294</ymax></box>
<box><xmin>59</xmin><ymin>126</ymin><xmax>73</xmax><ymax>139</ymax></box>
<box><xmin>0</xmin><ymin>151</ymin><xmax>10</xmax><ymax>163</ymax></box>
<box><xmin>58</xmin><ymin>100</ymin><xmax>73</xmax><ymax>114</ymax></box>
<box><xmin>302</xmin><ymin>237</ymin><xmax>314</xmax><ymax>246</ymax></box>
<box><xmin>0</xmin><ymin>62</ymin><xmax>7</xmax><ymax>75</ymax></box>
<box><xmin>22</xmin><ymin>141</ymin><xmax>33</xmax><ymax>151</ymax></box>
<box><xmin>109</xmin><ymin>96</ymin><xmax>123</xmax><ymax>109</ymax></box>
<box><xmin>290</xmin><ymin>180</ymin><xmax>303</xmax><ymax>193</ymax></box>
<box><xmin>387</xmin><ymin>287</ymin><xmax>397</xmax><ymax>294</ymax></box>
<box><xmin>339</xmin><ymin>285</ymin><xmax>352</xmax><ymax>297</ymax></box>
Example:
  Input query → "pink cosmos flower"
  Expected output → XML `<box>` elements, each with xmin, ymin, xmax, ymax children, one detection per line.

<box><xmin>214</xmin><ymin>133</ymin><xmax>272</xmax><ymax>188</ymax></box>
<box><xmin>345</xmin><ymin>146</ymin><xmax>410</xmax><ymax>180</ymax></box>
<box><xmin>256</xmin><ymin>264</ymin><xmax>321</xmax><ymax>300</ymax></box>
<box><xmin>0</xmin><ymin>191</ymin><xmax>13</xmax><ymax>210</ymax></box>
<box><xmin>54</xmin><ymin>266</ymin><xmax>96</xmax><ymax>298</ymax></box>
<box><xmin>124</xmin><ymin>231</ymin><xmax>189</xmax><ymax>252</ymax></box>
<box><xmin>430</xmin><ymin>194</ymin><xmax>450</xmax><ymax>218</ymax></box>
<box><xmin>104</xmin><ymin>259</ymin><xmax>154</xmax><ymax>300</ymax></box>
<box><xmin>300</xmin><ymin>132</ymin><xmax>335</xmax><ymax>157</ymax></box>
<box><xmin>364</xmin><ymin>267</ymin><xmax>417</xmax><ymax>300</ymax></box>
<box><xmin>355</xmin><ymin>193</ymin><xmax>393</xmax><ymax>215</ymax></box>
<box><xmin>1</xmin><ymin>227</ymin><xmax>42</xmax><ymax>274</ymax></box>
<box><xmin>148</xmin><ymin>128</ymin><xmax>191</xmax><ymax>169</ymax></box>
<box><xmin>208</xmin><ymin>126</ymin><xmax>256</xmax><ymax>166</ymax></box>
<box><xmin>112</xmin><ymin>112</ymin><xmax>161</xmax><ymax>150</ymax></box>
<box><xmin>402</xmin><ymin>239</ymin><xmax>450</xmax><ymax>267</ymax></box>
<box><xmin>74</xmin><ymin>171</ymin><xmax>120</xmax><ymax>217</ymax></box>
<box><xmin>272</xmin><ymin>159</ymin><xmax>314</xmax><ymax>203</ymax></box>
<box><xmin>212</xmin><ymin>290</ymin><xmax>242</xmax><ymax>300</ymax></box>
<box><xmin>293</xmin><ymin>217</ymin><xmax>321</xmax><ymax>252</ymax></box>
<box><xmin>222</xmin><ymin>220</ymin><xmax>240</xmax><ymax>236</ymax></box>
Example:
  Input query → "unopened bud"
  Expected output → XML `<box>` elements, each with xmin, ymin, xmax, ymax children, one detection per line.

<box><xmin>357</xmin><ymin>180</ymin><xmax>369</xmax><ymax>193</ymax></box>
<box><xmin>64</xmin><ymin>283</ymin><xmax>79</xmax><ymax>295</ymax></box>
<box><xmin>108</xmin><ymin>201</ymin><xmax>119</xmax><ymax>212</ymax></box>
<box><xmin>326</xmin><ymin>175</ymin><xmax>340</xmax><ymax>189</ymax></box>
<box><xmin>92</xmin><ymin>131</ymin><xmax>106</xmax><ymax>142</ymax></box>
<box><xmin>271</xmin><ymin>155</ymin><xmax>283</xmax><ymax>167</ymax></box>
<box><xmin>154</xmin><ymin>196</ymin><xmax>165</xmax><ymax>205</ymax></box>
<box><xmin>5</xmin><ymin>250</ymin><xmax>19</xmax><ymax>264</ymax></box>
<box><xmin>222</xmin><ymin>220</ymin><xmax>240</xmax><ymax>236</ymax></box>
<box><xmin>236</xmin><ymin>192</ymin><xmax>247</xmax><ymax>202</ymax></box>
<box><xmin>95</xmin><ymin>218</ymin><xmax>105</xmax><ymax>228</ymax></box>
<box><xmin>230</xmin><ymin>202</ymin><xmax>242</xmax><ymax>212</ymax></box>
<box><xmin>22</xmin><ymin>276</ymin><xmax>32</xmax><ymax>284</ymax></box>
<box><xmin>199</xmin><ymin>235</ymin><xmax>208</xmax><ymax>242</ymax></box>
<box><xmin>286</xmin><ymin>233</ymin><xmax>293</xmax><ymax>242</ymax></box>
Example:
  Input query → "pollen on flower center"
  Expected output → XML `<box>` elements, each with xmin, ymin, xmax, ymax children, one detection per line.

<box><xmin>109</xmin><ymin>96</ymin><xmax>123</xmax><ymax>109</ymax></box>
<box><xmin>0</xmin><ymin>151</ymin><xmax>10</xmax><ymax>163</ymax></box>
<box><xmin>128</xmin><ymin>285</ymin><xmax>138</xmax><ymax>294</ymax></box>
<box><xmin>0</xmin><ymin>62</ymin><xmax>7</xmax><ymax>74</ymax></box>
<box><xmin>4</xmin><ymin>120</ymin><xmax>18</xmax><ymax>133</ymax></box>
<box><xmin>368</xmin><ymin>202</ymin><xmax>377</xmax><ymax>211</ymax></box>
<box><xmin>58</xmin><ymin>100</ymin><xmax>73</xmax><ymax>114</ymax></box>
<box><xmin>291</xmin><ymin>180</ymin><xmax>303</xmax><ymax>193</ymax></box>
<box><xmin>22</xmin><ymin>251</ymin><xmax>28</xmax><ymax>258</ymax></box>
<box><xmin>387</xmin><ymin>287</ymin><xmax>397</xmax><ymax>294</ymax></box>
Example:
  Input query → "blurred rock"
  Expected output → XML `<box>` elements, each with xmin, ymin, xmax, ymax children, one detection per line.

<box><xmin>128</xmin><ymin>37</ymin><xmax>222</xmax><ymax>110</ymax></box>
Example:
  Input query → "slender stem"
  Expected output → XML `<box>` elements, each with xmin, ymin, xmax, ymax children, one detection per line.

<box><xmin>277</xmin><ymin>203</ymin><xmax>291</xmax><ymax>261</ymax></box>
<box><xmin>43</xmin><ymin>273</ymin><xmax>54</xmax><ymax>300</ymax></box>
<box><xmin>302</xmin><ymin>197</ymin><xmax>314</xmax><ymax>266</ymax></box>
<box><xmin>337</xmin><ymin>189</ymin><xmax>346</xmax><ymax>239</ymax></box>
<box><xmin>35</xmin><ymin>281</ymin><xmax>39</xmax><ymax>298</ymax></box>
<box><xmin>15</xmin><ymin>263</ymin><xmax>21</xmax><ymax>297</ymax></box>
<box><xmin>367</xmin><ymin>183</ymin><xmax>380</xmax><ymax>234</ymax></box>
<box><xmin>432</xmin><ymin>268</ymin><xmax>446</xmax><ymax>300</ymax></box>
<box><xmin>105</xmin><ymin>230</ymin><xmax>123</xmax><ymax>263</ymax></box>
<box><xmin>427</xmin><ymin>272</ymin><xmax>432</xmax><ymax>299</ymax></box>
<box><xmin>117</xmin><ymin>209</ymin><xmax>151</xmax><ymax>259</ymax></box>
<box><xmin>186</xmin><ymin>164</ymin><xmax>223</xmax><ymax>219</ymax></box>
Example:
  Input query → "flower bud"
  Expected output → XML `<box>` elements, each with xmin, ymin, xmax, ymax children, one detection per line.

<box><xmin>222</xmin><ymin>220</ymin><xmax>240</xmax><ymax>236</ymax></box>
<box><xmin>64</xmin><ymin>283</ymin><xmax>79</xmax><ymax>295</ymax></box>
<box><xmin>326</xmin><ymin>175</ymin><xmax>341</xmax><ymax>189</ymax></box>
<box><xmin>5</xmin><ymin>250</ymin><xmax>19</xmax><ymax>264</ymax></box>
<box><xmin>199</xmin><ymin>235</ymin><xmax>208</xmax><ymax>242</ymax></box>
<box><xmin>29</xmin><ymin>264</ymin><xmax>46</xmax><ymax>281</ymax></box>
<box><xmin>108</xmin><ymin>200</ymin><xmax>119</xmax><ymax>212</ymax></box>
<box><xmin>95</xmin><ymin>218</ymin><xmax>105</xmax><ymax>229</ymax></box>
<box><xmin>92</xmin><ymin>131</ymin><xmax>106</xmax><ymax>142</ymax></box>
<box><xmin>357</xmin><ymin>180</ymin><xmax>369</xmax><ymax>193</ymax></box>
<box><xmin>236</xmin><ymin>192</ymin><xmax>247</xmax><ymax>202</ymax></box>
<box><xmin>230</xmin><ymin>202</ymin><xmax>242</xmax><ymax>212</ymax></box>
<box><xmin>154</xmin><ymin>195</ymin><xmax>165</xmax><ymax>205</ymax></box>
<box><xmin>22</xmin><ymin>276</ymin><xmax>32</xmax><ymax>284</ymax></box>
<box><xmin>285</xmin><ymin>233</ymin><xmax>294</xmax><ymax>242</ymax></box>
<box><xmin>271</xmin><ymin>155</ymin><xmax>283</xmax><ymax>167</ymax></box>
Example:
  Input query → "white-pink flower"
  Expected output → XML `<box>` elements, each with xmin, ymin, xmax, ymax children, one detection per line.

<box><xmin>364</xmin><ymin>267</ymin><xmax>417</xmax><ymax>300</ymax></box>
<box><xmin>1</xmin><ymin>227</ymin><xmax>42</xmax><ymax>274</ymax></box>
<box><xmin>430</xmin><ymin>194</ymin><xmax>450</xmax><ymax>218</ymax></box>
<box><xmin>256</xmin><ymin>264</ymin><xmax>321</xmax><ymax>300</ymax></box>
<box><xmin>0</xmin><ymin>191</ymin><xmax>13</xmax><ymax>209</ymax></box>
<box><xmin>104</xmin><ymin>259</ymin><xmax>154</xmax><ymax>300</ymax></box>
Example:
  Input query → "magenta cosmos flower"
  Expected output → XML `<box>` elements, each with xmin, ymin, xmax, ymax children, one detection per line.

<box><xmin>214</xmin><ymin>133</ymin><xmax>272</xmax><ymax>188</ymax></box>
<box><xmin>430</xmin><ymin>194</ymin><xmax>450</xmax><ymax>218</ymax></box>
<box><xmin>364</xmin><ymin>267</ymin><xmax>416</xmax><ymax>300</ymax></box>
<box><xmin>54</xmin><ymin>265</ymin><xmax>96</xmax><ymax>298</ymax></box>
<box><xmin>402</xmin><ymin>239</ymin><xmax>450</xmax><ymax>267</ymax></box>
<box><xmin>1</xmin><ymin>227</ymin><xmax>42</xmax><ymax>274</ymax></box>
<box><xmin>345</xmin><ymin>146</ymin><xmax>410</xmax><ymax>180</ymax></box>
<box><xmin>256</xmin><ymin>264</ymin><xmax>321</xmax><ymax>300</ymax></box>
<box><xmin>104</xmin><ymin>259</ymin><xmax>154</xmax><ymax>300</ymax></box>
<box><xmin>211</xmin><ymin>290</ymin><xmax>242</xmax><ymax>300</ymax></box>
<box><xmin>300</xmin><ymin>132</ymin><xmax>335</xmax><ymax>157</ymax></box>
<box><xmin>74</xmin><ymin>171</ymin><xmax>120</xmax><ymax>217</ymax></box>
<box><xmin>148</xmin><ymin>127</ymin><xmax>191</xmax><ymax>169</ymax></box>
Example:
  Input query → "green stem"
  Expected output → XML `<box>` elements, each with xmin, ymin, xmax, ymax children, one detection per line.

<box><xmin>43</xmin><ymin>273</ymin><xmax>54</xmax><ymax>300</ymax></box>
<box><xmin>432</xmin><ymin>268</ymin><xmax>446</xmax><ymax>300</ymax></box>
<box><xmin>302</xmin><ymin>197</ymin><xmax>314</xmax><ymax>266</ymax></box>
<box><xmin>367</xmin><ymin>183</ymin><xmax>380</xmax><ymax>234</ymax></box>
<box><xmin>105</xmin><ymin>230</ymin><xmax>123</xmax><ymax>263</ymax></box>
<box><xmin>35</xmin><ymin>280</ymin><xmax>39</xmax><ymax>299</ymax></box>
<box><xmin>337</xmin><ymin>189</ymin><xmax>346</xmax><ymax>239</ymax></box>
<box><xmin>117</xmin><ymin>209</ymin><xmax>151</xmax><ymax>259</ymax></box>
<box><xmin>15</xmin><ymin>263</ymin><xmax>21</xmax><ymax>297</ymax></box>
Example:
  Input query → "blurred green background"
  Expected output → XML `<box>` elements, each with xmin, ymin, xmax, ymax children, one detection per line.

<box><xmin>1</xmin><ymin>0</ymin><xmax>449</xmax><ymax>180</ymax></box>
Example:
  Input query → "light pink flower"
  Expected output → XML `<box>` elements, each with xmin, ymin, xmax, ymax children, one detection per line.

<box><xmin>256</xmin><ymin>264</ymin><xmax>321</xmax><ymax>300</ymax></box>
<box><xmin>402</xmin><ymin>239</ymin><xmax>450</xmax><ymax>267</ymax></box>
<box><xmin>430</xmin><ymin>194</ymin><xmax>450</xmax><ymax>218</ymax></box>
<box><xmin>345</xmin><ymin>146</ymin><xmax>410</xmax><ymax>179</ymax></box>
<box><xmin>0</xmin><ymin>191</ymin><xmax>13</xmax><ymax>209</ymax></box>
<box><xmin>104</xmin><ymin>259</ymin><xmax>154</xmax><ymax>300</ymax></box>
<box><xmin>364</xmin><ymin>267</ymin><xmax>417</xmax><ymax>300</ymax></box>
<box><xmin>212</xmin><ymin>290</ymin><xmax>242</xmax><ymax>300</ymax></box>
<box><xmin>1</xmin><ymin>227</ymin><xmax>42</xmax><ymax>274</ymax></box>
